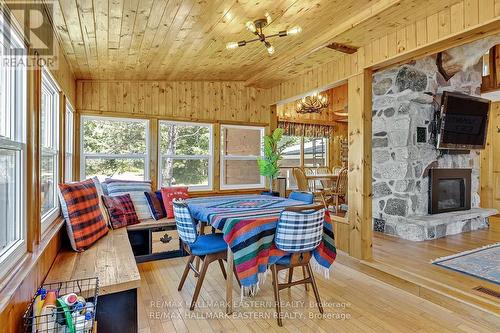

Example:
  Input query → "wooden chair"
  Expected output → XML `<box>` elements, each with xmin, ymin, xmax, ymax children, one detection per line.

<box><xmin>316</xmin><ymin>166</ymin><xmax>333</xmax><ymax>190</ymax></box>
<box><xmin>270</xmin><ymin>204</ymin><xmax>326</xmax><ymax>326</ymax></box>
<box><xmin>321</xmin><ymin>168</ymin><xmax>348</xmax><ymax>214</ymax></box>
<box><xmin>292</xmin><ymin>167</ymin><xmax>309</xmax><ymax>192</ymax></box>
<box><xmin>173</xmin><ymin>199</ymin><xmax>238</xmax><ymax>310</ymax></box>
<box><xmin>331</xmin><ymin>165</ymin><xmax>342</xmax><ymax>175</ymax></box>
<box><xmin>303</xmin><ymin>167</ymin><xmax>317</xmax><ymax>191</ymax></box>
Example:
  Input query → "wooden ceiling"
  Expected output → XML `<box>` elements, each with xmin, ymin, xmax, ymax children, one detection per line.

<box><xmin>50</xmin><ymin>0</ymin><xmax>461</xmax><ymax>86</ymax></box>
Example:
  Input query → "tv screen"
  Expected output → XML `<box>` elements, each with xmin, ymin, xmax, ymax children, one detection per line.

<box><xmin>437</xmin><ymin>91</ymin><xmax>490</xmax><ymax>150</ymax></box>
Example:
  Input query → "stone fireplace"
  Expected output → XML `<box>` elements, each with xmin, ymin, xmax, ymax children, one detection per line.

<box><xmin>428</xmin><ymin>168</ymin><xmax>471</xmax><ymax>214</ymax></box>
<box><xmin>371</xmin><ymin>46</ymin><xmax>496</xmax><ymax>241</ymax></box>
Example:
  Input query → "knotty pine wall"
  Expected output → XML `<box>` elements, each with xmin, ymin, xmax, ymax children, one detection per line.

<box><xmin>76</xmin><ymin>80</ymin><xmax>271</xmax><ymax>125</ymax></box>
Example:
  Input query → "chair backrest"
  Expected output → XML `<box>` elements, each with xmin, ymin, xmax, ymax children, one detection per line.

<box><xmin>172</xmin><ymin>199</ymin><xmax>197</xmax><ymax>244</ymax></box>
<box><xmin>275</xmin><ymin>204</ymin><xmax>325</xmax><ymax>253</ymax></box>
<box><xmin>316</xmin><ymin>166</ymin><xmax>333</xmax><ymax>189</ymax></box>
<box><xmin>316</xmin><ymin>167</ymin><xmax>329</xmax><ymax>174</ymax></box>
<box><xmin>335</xmin><ymin>168</ymin><xmax>348</xmax><ymax>195</ymax></box>
<box><xmin>289</xmin><ymin>191</ymin><xmax>314</xmax><ymax>204</ymax></box>
<box><xmin>331</xmin><ymin>166</ymin><xmax>342</xmax><ymax>175</ymax></box>
<box><xmin>292</xmin><ymin>168</ymin><xmax>309</xmax><ymax>192</ymax></box>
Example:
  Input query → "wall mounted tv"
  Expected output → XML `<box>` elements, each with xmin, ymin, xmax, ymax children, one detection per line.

<box><xmin>436</xmin><ymin>91</ymin><xmax>490</xmax><ymax>150</ymax></box>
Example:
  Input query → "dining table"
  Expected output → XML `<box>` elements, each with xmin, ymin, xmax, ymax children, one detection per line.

<box><xmin>186</xmin><ymin>194</ymin><xmax>337</xmax><ymax>315</ymax></box>
<box><xmin>304</xmin><ymin>173</ymin><xmax>339</xmax><ymax>181</ymax></box>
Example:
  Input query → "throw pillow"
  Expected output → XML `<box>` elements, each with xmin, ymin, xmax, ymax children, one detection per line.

<box><xmin>160</xmin><ymin>186</ymin><xmax>189</xmax><ymax>218</ymax></box>
<box><xmin>58</xmin><ymin>179</ymin><xmax>109</xmax><ymax>251</ymax></box>
<box><xmin>92</xmin><ymin>177</ymin><xmax>111</xmax><ymax>228</ymax></box>
<box><xmin>144</xmin><ymin>191</ymin><xmax>167</xmax><ymax>220</ymax></box>
<box><xmin>105</xmin><ymin>179</ymin><xmax>152</xmax><ymax>220</ymax></box>
<box><xmin>102</xmin><ymin>194</ymin><xmax>140</xmax><ymax>229</ymax></box>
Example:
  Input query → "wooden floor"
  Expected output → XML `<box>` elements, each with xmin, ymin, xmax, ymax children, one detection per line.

<box><xmin>373</xmin><ymin>229</ymin><xmax>500</xmax><ymax>308</ymax></box>
<box><xmin>137</xmin><ymin>254</ymin><xmax>500</xmax><ymax>333</ymax></box>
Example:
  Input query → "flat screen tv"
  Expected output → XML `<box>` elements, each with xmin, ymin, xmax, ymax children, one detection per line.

<box><xmin>437</xmin><ymin>91</ymin><xmax>490</xmax><ymax>150</ymax></box>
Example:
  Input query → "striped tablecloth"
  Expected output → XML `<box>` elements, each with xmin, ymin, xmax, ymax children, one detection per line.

<box><xmin>187</xmin><ymin>195</ymin><xmax>337</xmax><ymax>295</ymax></box>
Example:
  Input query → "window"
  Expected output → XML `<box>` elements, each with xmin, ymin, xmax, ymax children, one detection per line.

<box><xmin>220</xmin><ymin>125</ymin><xmax>264</xmax><ymax>189</ymax></box>
<box><xmin>0</xmin><ymin>15</ymin><xmax>27</xmax><ymax>274</ymax></box>
<box><xmin>81</xmin><ymin>116</ymin><xmax>149</xmax><ymax>181</ymax></box>
<box><xmin>159</xmin><ymin>121</ymin><xmax>213</xmax><ymax>191</ymax></box>
<box><xmin>64</xmin><ymin>103</ymin><xmax>74</xmax><ymax>181</ymax></box>
<box><xmin>40</xmin><ymin>70</ymin><xmax>60</xmax><ymax>227</ymax></box>
<box><xmin>279</xmin><ymin>135</ymin><xmax>329</xmax><ymax>189</ymax></box>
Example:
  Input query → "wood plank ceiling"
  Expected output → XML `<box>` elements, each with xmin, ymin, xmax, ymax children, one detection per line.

<box><xmin>50</xmin><ymin>0</ymin><xmax>462</xmax><ymax>86</ymax></box>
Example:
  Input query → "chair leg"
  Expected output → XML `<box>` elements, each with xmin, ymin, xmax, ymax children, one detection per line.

<box><xmin>302</xmin><ymin>265</ymin><xmax>309</xmax><ymax>291</ymax></box>
<box><xmin>190</xmin><ymin>254</ymin><xmax>212</xmax><ymax>311</ymax></box>
<box><xmin>233</xmin><ymin>265</ymin><xmax>242</xmax><ymax>288</ymax></box>
<box><xmin>178</xmin><ymin>255</ymin><xmax>195</xmax><ymax>291</ymax></box>
<box><xmin>306</xmin><ymin>263</ymin><xmax>323</xmax><ymax>314</ymax></box>
<box><xmin>218</xmin><ymin>259</ymin><xmax>227</xmax><ymax>280</ymax></box>
<box><xmin>287</xmin><ymin>267</ymin><xmax>294</xmax><ymax>284</ymax></box>
<box><xmin>271</xmin><ymin>265</ymin><xmax>283</xmax><ymax>327</ymax></box>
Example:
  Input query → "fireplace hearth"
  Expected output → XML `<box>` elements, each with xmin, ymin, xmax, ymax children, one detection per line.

<box><xmin>429</xmin><ymin>168</ymin><xmax>471</xmax><ymax>214</ymax></box>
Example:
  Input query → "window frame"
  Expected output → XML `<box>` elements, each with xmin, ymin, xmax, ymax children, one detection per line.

<box><xmin>0</xmin><ymin>13</ymin><xmax>27</xmax><ymax>278</ymax></box>
<box><xmin>220</xmin><ymin>124</ymin><xmax>265</xmax><ymax>190</ymax></box>
<box><xmin>40</xmin><ymin>69</ymin><xmax>60</xmax><ymax>230</ymax></box>
<box><xmin>80</xmin><ymin>115</ymin><xmax>150</xmax><ymax>181</ymax></box>
<box><xmin>64</xmin><ymin>102</ymin><xmax>74</xmax><ymax>181</ymax></box>
<box><xmin>158</xmin><ymin>120</ymin><xmax>213</xmax><ymax>191</ymax></box>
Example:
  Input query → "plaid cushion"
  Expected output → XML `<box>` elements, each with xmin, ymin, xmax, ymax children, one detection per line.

<box><xmin>161</xmin><ymin>186</ymin><xmax>189</xmax><ymax>218</ymax></box>
<box><xmin>58</xmin><ymin>179</ymin><xmax>109</xmax><ymax>251</ymax></box>
<box><xmin>144</xmin><ymin>191</ymin><xmax>166</xmax><ymax>220</ymax></box>
<box><xmin>106</xmin><ymin>179</ymin><xmax>152</xmax><ymax>220</ymax></box>
<box><xmin>275</xmin><ymin>208</ymin><xmax>325</xmax><ymax>253</ymax></box>
<box><xmin>172</xmin><ymin>199</ymin><xmax>197</xmax><ymax>244</ymax></box>
<box><xmin>102</xmin><ymin>194</ymin><xmax>140</xmax><ymax>229</ymax></box>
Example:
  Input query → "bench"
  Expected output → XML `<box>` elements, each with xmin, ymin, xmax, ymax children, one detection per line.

<box><xmin>46</xmin><ymin>227</ymin><xmax>140</xmax><ymax>333</ymax></box>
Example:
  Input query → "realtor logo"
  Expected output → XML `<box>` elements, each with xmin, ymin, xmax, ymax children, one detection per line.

<box><xmin>1</xmin><ymin>1</ymin><xmax>57</xmax><ymax>69</ymax></box>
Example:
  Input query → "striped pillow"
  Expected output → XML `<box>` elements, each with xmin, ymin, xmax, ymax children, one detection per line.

<box><xmin>58</xmin><ymin>179</ymin><xmax>109</xmax><ymax>251</ymax></box>
<box><xmin>102</xmin><ymin>194</ymin><xmax>140</xmax><ymax>229</ymax></box>
<box><xmin>105</xmin><ymin>179</ymin><xmax>152</xmax><ymax>220</ymax></box>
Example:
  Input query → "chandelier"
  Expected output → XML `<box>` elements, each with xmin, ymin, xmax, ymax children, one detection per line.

<box><xmin>296</xmin><ymin>93</ymin><xmax>329</xmax><ymax>114</ymax></box>
<box><xmin>226</xmin><ymin>13</ymin><xmax>302</xmax><ymax>55</ymax></box>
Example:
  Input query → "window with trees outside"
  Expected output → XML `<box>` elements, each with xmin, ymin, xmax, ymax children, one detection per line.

<box><xmin>65</xmin><ymin>103</ymin><xmax>74</xmax><ymax>181</ymax></box>
<box><xmin>41</xmin><ymin>70</ymin><xmax>60</xmax><ymax>227</ymax></box>
<box><xmin>279</xmin><ymin>135</ymin><xmax>329</xmax><ymax>189</ymax></box>
<box><xmin>220</xmin><ymin>125</ymin><xmax>264</xmax><ymax>189</ymax></box>
<box><xmin>159</xmin><ymin>121</ymin><xmax>213</xmax><ymax>190</ymax></box>
<box><xmin>0</xmin><ymin>16</ymin><xmax>27</xmax><ymax>276</ymax></box>
<box><xmin>81</xmin><ymin>116</ymin><xmax>149</xmax><ymax>181</ymax></box>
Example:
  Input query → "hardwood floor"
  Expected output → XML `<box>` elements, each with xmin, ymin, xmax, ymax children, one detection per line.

<box><xmin>137</xmin><ymin>254</ymin><xmax>500</xmax><ymax>333</ymax></box>
<box><xmin>373</xmin><ymin>229</ymin><xmax>500</xmax><ymax>305</ymax></box>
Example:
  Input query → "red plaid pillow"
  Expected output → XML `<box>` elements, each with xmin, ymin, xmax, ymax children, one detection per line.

<box><xmin>102</xmin><ymin>194</ymin><xmax>140</xmax><ymax>229</ymax></box>
<box><xmin>161</xmin><ymin>186</ymin><xmax>189</xmax><ymax>218</ymax></box>
<box><xmin>59</xmin><ymin>179</ymin><xmax>109</xmax><ymax>251</ymax></box>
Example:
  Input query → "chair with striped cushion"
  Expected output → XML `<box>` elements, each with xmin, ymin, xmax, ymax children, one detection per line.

<box><xmin>173</xmin><ymin>199</ymin><xmax>238</xmax><ymax>310</ymax></box>
<box><xmin>270</xmin><ymin>204</ymin><xmax>325</xmax><ymax>326</ymax></box>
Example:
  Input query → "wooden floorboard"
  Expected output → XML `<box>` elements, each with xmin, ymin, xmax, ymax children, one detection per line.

<box><xmin>136</xmin><ymin>254</ymin><xmax>500</xmax><ymax>332</ymax></box>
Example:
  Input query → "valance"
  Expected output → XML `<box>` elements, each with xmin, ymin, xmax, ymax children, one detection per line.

<box><xmin>278</xmin><ymin>121</ymin><xmax>334</xmax><ymax>138</ymax></box>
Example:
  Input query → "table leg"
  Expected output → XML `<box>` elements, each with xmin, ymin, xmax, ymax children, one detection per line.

<box><xmin>226</xmin><ymin>247</ymin><xmax>234</xmax><ymax>315</ymax></box>
<box><xmin>194</xmin><ymin>221</ymin><xmax>206</xmax><ymax>277</ymax></box>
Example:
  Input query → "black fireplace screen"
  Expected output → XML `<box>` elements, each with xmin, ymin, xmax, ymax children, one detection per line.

<box><xmin>429</xmin><ymin>169</ymin><xmax>471</xmax><ymax>214</ymax></box>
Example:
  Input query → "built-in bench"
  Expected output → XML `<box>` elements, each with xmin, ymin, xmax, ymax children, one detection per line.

<box><xmin>46</xmin><ymin>227</ymin><xmax>141</xmax><ymax>333</ymax></box>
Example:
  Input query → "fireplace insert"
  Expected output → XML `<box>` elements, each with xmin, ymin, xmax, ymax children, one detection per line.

<box><xmin>428</xmin><ymin>168</ymin><xmax>471</xmax><ymax>214</ymax></box>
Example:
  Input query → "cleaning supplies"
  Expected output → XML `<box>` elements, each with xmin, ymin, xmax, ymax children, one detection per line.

<box><xmin>39</xmin><ymin>291</ymin><xmax>57</xmax><ymax>332</ymax></box>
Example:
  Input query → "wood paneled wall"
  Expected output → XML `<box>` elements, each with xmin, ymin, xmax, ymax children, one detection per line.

<box><xmin>481</xmin><ymin>101</ymin><xmax>500</xmax><ymax>211</ymax></box>
<box><xmin>76</xmin><ymin>81</ymin><xmax>271</xmax><ymax>125</ymax></box>
<box><xmin>269</xmin><ymin>0</ymin><xmax>500</xmax><ymax>104</ymax></box>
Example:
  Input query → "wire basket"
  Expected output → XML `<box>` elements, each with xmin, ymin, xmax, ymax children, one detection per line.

<box><xmin>23</xmin><ymin>277</ymin><xmax>99</xmax><ymax>333</ymax></box>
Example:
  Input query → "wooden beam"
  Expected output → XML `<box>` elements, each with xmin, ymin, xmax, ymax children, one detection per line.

<box><xmin>244</xmin><ymin>0</ymin><xmax>403</xmax><ymax>87</ymax></box>
<box><xmin>347</xmin><ymin>70</ymin><xmax>373</xmax><ymax>260</ymax></box>
<box><xmin>326</xmin><ymin>42</ymin><xmax>359</xmax><ymax>54</ymax></box>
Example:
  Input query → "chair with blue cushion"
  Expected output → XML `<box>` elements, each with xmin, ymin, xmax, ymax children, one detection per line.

<box><xmin>173</xmin><ymin>199</ymin><xmax>236</xmax><ymax>310</ymax></box>
<box><xmin>289</xmin><ymin>191</ymin><xmax>314</xmax><ymax>204</ymax></box>
<box><xmin>270</xmin><ymin>204</ymin><xmax>325</xmax><ymax>326</ymax></box>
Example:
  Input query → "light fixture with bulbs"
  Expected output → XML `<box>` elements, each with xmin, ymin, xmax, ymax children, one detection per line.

<box><xmin>226</xmin><ymin>13</ymin><xmax>302</xmax><ymax>55</ymax></box>
<box><xmin>296</xmin><ymin>93</ymin><xmax>329</xmax><ymax>114</ymax></box>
